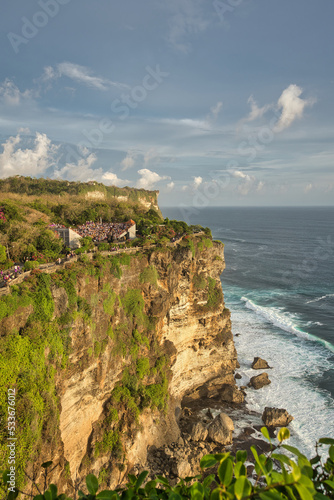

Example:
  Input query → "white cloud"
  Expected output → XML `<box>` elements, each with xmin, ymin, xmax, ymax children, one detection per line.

<box><xmin>144</xmin><ymin>148</ymin><xmax>160</xmax><ymax>167</ymax></box>
<box><xmin>239</xmin><ymin>85</ymin><xmax>315</xmax><ymax>133</ymax></box>
<box><xmin>166</xmin><ymin>0</ymin><xmax>210</xmax><ymax>53</ymax></box>
<box><xmin>136</xmin><ymin>168</ymin><xmax>169</xmax><ymax>189</ymax></box>
<box><xmin>102</xmin><ymin>171</ymin><xmax>130</xmax><ymax>187</ymax></box>
<box><xmin>41</xmin><ymin>62</ymin><xmax>129</xmax><ymax>91</ymax></box>
<box><xmin>121</xmin><ymin>151</ymin><xmax>136</xmax><ymax>171</ymax></box>
<box><xmin>55</xmin><ymin>152</ymin><xmax>100</xmax><ymax>181</ymax></box>
<box><xmin>229</xmin><ymin>169</ymin><xmax>264</xmax><ymax>196</ymax></box>
<box><xmin>208</xmin><ymin>101</ymin><xmax>223</xmax><ymax>120</ymax></box>
<box><xmin>159</xmin><ymin>118</ymin><xmax>210</xmax><ymax>130</ymax></box>
<box><xmin>274</xmin><ymin>84</ymin><xmax>315</xmax><ymax>132</ymax></box>
<box><xmin>243</xmin><ymin>95</ymin><xmax>271</xmax><ymax>123</ymax></box>
<box><xmin>304</xmin><ymin>183</ymin><xmax>313</xmax><ymax>193</ymax></box>
<box><xmin>56</xmin><ymin>151</ymin><xmax>129</xmax><ymax>186</ymax></box>
<box><xmin>0</xmin><ymin>79</ymin><xmax>33</xmax><ymax>106</ymax></box>
<box><xmin>193</xmin><ymin>176</ymin><xmax>203</xmax><ymax>189</ymax></box>
<box><xmin>166</xmin><ymin>181</ymin><xmax>175</xmax><ymax>191</ymax></box>
<box><xmin>181</xmin><ymin>175</ymin><xmax>203</xmax><ymax>192</ymax></box>
<box><xmin>0</xmin><ymin>132</ymin><xmax>58</xmax><ymax>178</ymax></box>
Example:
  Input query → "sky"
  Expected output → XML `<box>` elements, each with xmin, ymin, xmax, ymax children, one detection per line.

<box><xmin>0</xmin><ymin>0</ymin><xmax>333</xmax><ymax>207</ymax></box>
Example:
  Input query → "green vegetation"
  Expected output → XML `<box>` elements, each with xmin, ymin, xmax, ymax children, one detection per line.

<box><xmin>122</xmin><ymin>289</ymin><xmax>145</xmax><ymax>325</ymax></box>
<box><xmin>0</xmin><ymin>273</ymin><xmax>73</xmax><ymax>490</ymax></box>
<box><xmin>94</xmin><ymin>430</ymin><xmax>121</xmax><ymax>457</ymax></box>
<box><xmin>206</xmin><ymin>277</ymin><xmax>222</xmax><ymax>310</ymax></box>
<box><xmin>139</xmin><ymin>265</ymin><xmax>159</xmax><ymax>286</ymax></box>
<box><xmin>0</xmin><ymin>285</ymin><xmax>32</xmax><ymax>321</ymax></box>
<box><xmin>103</xmin><ymin>290</ymin><xmax>116</xmax><ymax>316</ymax></box>
<box><xmin>3</xmin><ymin>430</ymin><xmax>334</xmax><ymax>500</ymax></box>
<box><xmin>193</xmin><ymin>274</ymin><xmax>207</xmax><ymax>290</ymax></box>
<box><xmin>136</xmin><ymin>357</ymin><xmax>150</xmax><ymax>379</ymax></box>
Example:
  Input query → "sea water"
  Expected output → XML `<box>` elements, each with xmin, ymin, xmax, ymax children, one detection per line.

<box><xmin>162</xmin><ymin>207</ymin><xmax>334</xmax><ymax>457</ymax></box>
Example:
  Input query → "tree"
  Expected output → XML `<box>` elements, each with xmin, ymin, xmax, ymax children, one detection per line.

<box><xmin>0</xmin><ymin>244</ymin><xmax>7</xmax><ymax>264</ymax></box>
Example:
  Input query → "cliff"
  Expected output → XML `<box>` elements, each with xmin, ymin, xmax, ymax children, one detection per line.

<box><xmin>0</xmin><ymin>237</ymin><xmax>241</xmax><ymax>495</ymax></box>
<box><xmin>0</xmin><ymin>176</ymin><xmax>161</xmax><ymax>214</ymax></box>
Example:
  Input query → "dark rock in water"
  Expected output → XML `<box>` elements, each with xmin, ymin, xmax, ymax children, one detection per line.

<box><xmin>191</xmin><ymin>421</ymin><xmax>208</xmax><ymax>442</ymax></box>
<box><xmin>235</xmin><ymin>373</ymin><xmax>242</xmax><ymax>379</ymax></box>
<box><xmin>208</xmin><ymin>412</ymin><xmax>234</xmax><ymax>445</ymax></box>
<box><xmin>248</xmin><ymin>372</ymin><xmax>271</xmax><ymax>390</ymax></box>
<box><xmin>262</xmin><ymin>407</ymin><xmax>294</xmax><ymax>427</ymax></box>
<box><xmin>251</xmin><ymin>357</ymin><xmax>271</xmax><ymax>369</ymax></box>
<box><xmin>220</xmin><ymin>384</ymin><xmax>245</xmax><ymax>403</ymax></box>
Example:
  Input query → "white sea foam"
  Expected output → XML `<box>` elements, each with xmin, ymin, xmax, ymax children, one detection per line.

<box><xmin>306</xmin><ymin>293</ymin><xmax>334</xmax><ymax>304</ymax></box>
<box><xmin>241</xmin><ymin>296</ymin><xmax>334</xmax><ymax>353</ymax></box>
<box><xmin>230</xmin><ymin>298</ymin><xmax>334</xmax><ymax>457</ymax></box>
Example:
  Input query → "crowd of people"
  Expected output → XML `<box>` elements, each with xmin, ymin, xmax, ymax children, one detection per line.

<box><xmin>75</xmin><ymin>221</ymin><xmax>134</xmax><ymax>243</ymax></box>
<box><xmin>49</xmin><ymin>223</ymin><xmax>66</xmax><ymax>229</ymax></box>
<box><xmin>0</xmin><ymin>265</ymin><xmax>22</xmax><ymax>287</ymax></box>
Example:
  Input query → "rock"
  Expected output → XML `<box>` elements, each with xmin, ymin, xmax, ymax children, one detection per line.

<box><xmin>262</xmin><ymin>407</ymin><xmax>294</xmax><ymax>427</ymax></box>
<box><xmin>248</xmin><ymin>372</ymin><xmax>271</xmax><ymax>390</ymax></box>
<box><xmin>172</xmin><ymin>459</ymin><xmax>192</xmax><ymax>478</ymax></box>
<box><xmin>236</xmin><ymin>361</ymin><xmax>241</xmax><ymax>368</ymax></box>
<box><xmin>206</xmin><ymin>408</ymin><xmax>214</xmax><ymax>419</ymax></box>
<box><xmin>220</xmin><ymin>384</ymin><xmax>245</xmax><ymax>403</ymax></box>
<box><xmin>207</xmin><ymin>412</ymin><xmax>234</xmax><ymax>445</ymax></box>
<box><xmin>191</xmin><ymin>421</ymin><xmax>208</xmax><ymax>442</ymax></box>
<box><xmin>177</xmin><ymin>436</ymin><xmax>184</xmax><ymax>446</ymax></box>
<box><xmin>251</xmin><ymin>357</ymin><xmax>271</xmax><ymax>370</ymax></box>
<box><xmin>235</xmin><ymin>373</ymin><xmax>242</xmax><ymax>380</ymax></box>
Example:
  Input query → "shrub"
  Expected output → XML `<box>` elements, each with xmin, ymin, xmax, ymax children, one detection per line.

<box><xmin>203</xmin><ymin>238</ymin><xmax>213</xmax><ymax>248</ymax></box>
<box><xmin>136</xmin><ymin>357</ymin><xmax>150</xmax><ymax>379</ymax></box>
<box><xmin>98</xmin><ymin>242</ymin><xmax>109</xmax><ymax>252</ymax></box>
<box><xmin>23</xmin><ymin>260</ymin><xmax>40</xmax><ymax>271</ymax></box>
<box><xmin>193</xmin><ymin>274</ymin><xmax>207</xmax><ymax>290</ymax></box>
<box><xmin>139</xmin><ymin>265</ymin><xmax>159</xmax><ymax>286</ymax></box>
<box><xmin>103</xmin><ymin>291</ymin><xmax>116</xmax><ymax>316</ymax></box>
<box><xmin>122</xmin><ymin>289</ymin><xmax>145</xmax><ymax>324</ymax></box>
<box><xmin>206</xmin><ymin>277</ymin><xmax>222</xmax><ymax>310</ymax></box>
<box><xmin>12</xmin><ymin>431</ymin><xmax>334</xmax><ymax>499</ymax></box>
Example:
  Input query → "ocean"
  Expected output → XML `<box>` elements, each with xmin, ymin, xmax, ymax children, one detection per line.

<box><xmin>162</xmin><ymin>206</ymin><xmax>334</xmax><ymax>456</ymax></box>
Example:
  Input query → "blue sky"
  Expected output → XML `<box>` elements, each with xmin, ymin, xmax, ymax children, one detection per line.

<box><xmin>0</xmin><ymin>0</ymin><xmax>333</xmax><ymax>206</ymax></box>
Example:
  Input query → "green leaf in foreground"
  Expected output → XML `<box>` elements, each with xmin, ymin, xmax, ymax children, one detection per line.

<box><xmin>86</xmin><ymin>474</ymin><xmax>99</xmax><ymax>495</ymax></box>
<box><xmin>200</xmin><ymin>454</ymin><xmax>217</xmax><ymax>469</ymax></box>
<box><xmin>277</xmin><ymin>427</ymin><xmax>290</xmax><ymax>443</ymax></box>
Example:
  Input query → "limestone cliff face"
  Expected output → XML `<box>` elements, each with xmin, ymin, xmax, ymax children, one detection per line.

<box><xmin>1</xmin><ymin>238</ymin><xmax>240</xmax><ymax>494</ymax></box>
<box><xmin>84</xmin><ymin>189</ymin><xmax>161</xmax><ymax>214</ymax></box>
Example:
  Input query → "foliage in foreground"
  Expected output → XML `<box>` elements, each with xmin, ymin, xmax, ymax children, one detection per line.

<box><xmin>1</xmin><ymin>429</ymin><xmax>334</xmax><ymax>500</ymax></box>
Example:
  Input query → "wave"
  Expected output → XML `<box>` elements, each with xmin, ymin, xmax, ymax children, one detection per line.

<box><xmin>241</xmin><ymin>296</ymin><xmax>334</xmax><ymax>353</ymax></box>
<box><xmin>306</xmin><ymin>293</ymin><xmax>334</xmax><ymax>304</ymax></box>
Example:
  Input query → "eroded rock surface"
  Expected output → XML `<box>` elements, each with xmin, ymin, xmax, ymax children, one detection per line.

<box><xmin>207</xmin><ymin>412</ymin><xmax>234</xmax><ymax>445</ymax></box>
<box><xmin>251</xmin><ymin>357</ymin><xmax>271</xmax><ymax>370</ymax></box>
<box><xmin>248</xmin><ymin>373</ymin><xmax>271</xmax><ymax>390</ymax></box>
<box><xmin>262</xmin><ymin>407</ymin><xmax>294</xmax><ymax>427</ymax></box>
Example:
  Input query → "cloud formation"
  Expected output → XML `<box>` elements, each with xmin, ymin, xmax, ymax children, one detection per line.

<box><xmin>229</xmin><ymin>169</ymin><xmax>264</xmax><ymax>195</ymax></box>
<box><xmin>166</xmin><ymin>0</ymin><xmax>209</xmax><ymax>53</ymax></box>
<box><xmin>41</xmin><ymin>62</ymin><xmax>129</xmax><ymax>91</ymax></box>
<box><xmin>0</xmin><ymin>132</ymin><xmax>57</xmax><ymax>178</ymax></box>
<box><xmin>0</xmin><ymin>79</ymin><xmax>33</xmax><ymax>106</ymax></box>
<box><xmin>121</xmin><ymin>151</ymin><xmax>136</xmax><ymax>170</ymax></box>
<box><xmin>208</xmin><ymin>101</ymin><xmax>223</xmax><ymax>120</ymax></box>
<box><xmin>240</xmin><ymin>85</ymin><xmax>315</xmax><ymax>133</ymax></box>
<box><xmin>136</xmin><ymin>168</ymin><xmax>169</xmax><ymax>189</ymax></box>
<box><xmin>274</xmin><ymin>84</ymin><xmax>315</xmax><ymax>132</ymax></box>
<box><xmin>243</xmin><ymin>95</ymin><xmax>271</xmax><ymax>123</ymax></box>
